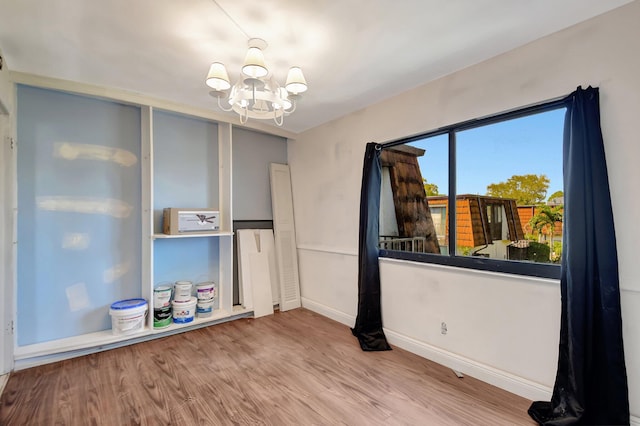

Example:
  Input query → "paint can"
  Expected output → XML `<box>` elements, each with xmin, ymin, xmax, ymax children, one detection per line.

<box><xmin>172</xmin><ymin>297</ymin><xmax>197</xmax><ymax>324</ymax></box>
<box><xmin>153</xmin><ymin>285</ymin><xmax>173</xmax><ymax>308</ymax></box>
<box><xmin>153</xmin><ymin>306</ymin><xmax>172</xmax><ymax>329</ymax></box>
<box><xmin>195</xmin><ymin>281</ymin><xmax>216</xmax><ymax>301</ymax></box>
<box><xmin>196</xmin><ymin>299</ymin><xmax>215</xmax><ymax>318</ymax></box>
<box><xmin>173</xmin><ymin>280</ymin><xmax>192</xmax><ymax>302</ymax></box>
<box><xmin>109</xmin><ymin>298</ymin><xmax>148</xmax><ymax>335</ymax></box>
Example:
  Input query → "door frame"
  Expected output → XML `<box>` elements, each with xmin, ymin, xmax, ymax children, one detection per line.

<box><xmin>0</xmin><ymin>67</ymin><xmax>16</xmax><ymax>375</ymax></box>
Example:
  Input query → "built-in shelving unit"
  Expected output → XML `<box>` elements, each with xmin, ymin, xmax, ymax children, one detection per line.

<box><xmin>12</xmin><ymin>89</ymin><xmax>254</xmax><ymax>369</ymax></box>
<box><xmin>9</xmin><ymin>72</ymin><xmax>293</xmax><ymax>370</ymax></box>
<box><xmin>141</xmin><ymin>110</ymin><xmax>239</xmax><ymax>348</ymax></box>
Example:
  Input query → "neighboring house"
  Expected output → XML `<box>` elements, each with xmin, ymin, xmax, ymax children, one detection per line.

<box><xmin>517</xmin><ymin>204</ymin><xmax>563</xmax><ymax>242</ymax></box>
<box><xmin>378</xmin><ymin>145</ymin><xmax>440</xmax><ymax>254</ymax></box>
<box><xmin>427</xmin><ymin>195</ymin><xmax>525</xmax><ymax>259</ymax></box>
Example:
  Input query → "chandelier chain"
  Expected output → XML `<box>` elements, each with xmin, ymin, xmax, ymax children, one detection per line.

<box><xmin>204</xmin><ymin>7</ymin><xmax>308</xmax><ymax>126</ymax></box>
<box><xmin>211</xmin><ymin>0</ymin><xmax>251</xmax><ymax>40</ymax></box>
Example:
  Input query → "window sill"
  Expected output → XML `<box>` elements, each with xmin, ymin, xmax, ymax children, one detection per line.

<box><xmin>379</xmin><ymin>249</ymin><xmax>561</xmax><ymax>280</ymax></box>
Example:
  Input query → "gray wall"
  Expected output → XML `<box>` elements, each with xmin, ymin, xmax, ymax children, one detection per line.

<box><xmin>232</xmin><ymin>128</ymin><xmax>287</xmax><ymax>221</ymax></box>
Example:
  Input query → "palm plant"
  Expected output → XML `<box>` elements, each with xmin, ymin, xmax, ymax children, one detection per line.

<box><xmin>529</xmin><ymin>205</ymin><xmax>563</xmax><ymax>259</ymax></box>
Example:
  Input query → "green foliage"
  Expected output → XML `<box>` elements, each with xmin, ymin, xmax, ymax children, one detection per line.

<box><xmin>526</xmin><ymin>241</ymin><xmax>551</xmax><ymax>263</ymax></box>
<box><xmin>548</xmin><ymin>190</ymin><xmax>564</xmax><ymax>203</ymax></box>
<box><xmin>423</xmin><ymin>178</ymin><xmax>440</xmax><ymax>196</ymax></box>
<box><xmin>552</xmin><ymin>241</ymin><xmax>563</xmax><ymax>263</ymax></box>
<box><xmin>529</xmin><ymin>205</ymin><xmax>563</xmax><ymax>235</ymax></box>
<box><xmin>457</xmin><ymin>246</ymin><xmax>473</xmax><ymax>256</ymax></box>
<box><xmin>486</xmin><ymin>174</ymin><xmax>550</xmax><ymax>205</ymax></box>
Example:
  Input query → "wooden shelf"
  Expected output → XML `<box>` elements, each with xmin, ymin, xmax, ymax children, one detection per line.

<box><xmin>15</xmin><ymin>328</ymin><xmax>149</xmax><ymax>360</ymax></box>
<box><xmin>150</xmin><ymin>307</ymin><xmax>251</xmax><ymax>334</ymax></box>
<box><xmin>15</xmin><ymin>307</ymin><xmax>253</xmax><ymax>362</ymax></box>
<box><xmin>152</xmin><ymin>231</ymin><xmax>233</xmax><ymax>239</ymax></box>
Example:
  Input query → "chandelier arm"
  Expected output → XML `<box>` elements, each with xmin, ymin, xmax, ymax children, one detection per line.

<box><xmin>273</xmin><ymin>111</ymin><xmax>284</xmax><ymax>127</ymax></box>
<box><xmin>239</xmin><ymin>107</ymin><xmax>248</xmax><ymax>124</ymax></box>
<box><xmin>217</xmin><ymin>96</ymin><xmax>233</xmax><ymax>112</ymax></box>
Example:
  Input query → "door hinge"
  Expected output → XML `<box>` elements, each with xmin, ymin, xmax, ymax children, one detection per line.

<box><xmin>10</xmin><ymin>138</ymin><xmax>15</xmax><ymax>150</ymax></box>
<box><xmin>5</xmin><ymin>320</ymin><xmax>13</xmax><ymax>335</ymax></box>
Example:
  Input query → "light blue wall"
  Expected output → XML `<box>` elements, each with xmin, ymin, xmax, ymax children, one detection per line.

<box><xmin>232</xmin><ymin>128</ymin><xmax>287</xmax><ymax>220</ymax></box>
<box><xmin>17</xmin><ymin>85</ymin><xmax>142</xmax><ymax>345</ymax></box>
<box><xmin>152</xmin><ymin>110</ymin><xmax>219</xmax><ymax>290</ymax></box>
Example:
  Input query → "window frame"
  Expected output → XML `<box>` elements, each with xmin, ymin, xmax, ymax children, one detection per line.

<box><xmin>379</xmin><ymin>98</ymin><xmax>566</xmax><ymax>280</ymax></box>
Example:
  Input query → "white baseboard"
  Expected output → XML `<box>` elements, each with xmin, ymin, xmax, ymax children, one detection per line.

<box><xmin>382</xmin><ymin>328</ymin><xmax>553</xmax><ymax>402</ymax></box>
<box><xmin>301</xmin><ymin>297</ymin><xmax>355</xmax><ymax>327</ymax></box>
<box><xmin>632</xmin><ymin>415</ymin><xmax>640</xmax><ymax>426</ymax></box>
<box><xmin>301</xmin><ymin>297</ymin><xmax>552</xmax><ymax>402</ymax></box>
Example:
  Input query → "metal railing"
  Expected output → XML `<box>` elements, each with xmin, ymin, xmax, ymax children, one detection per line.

<box><xmin>379</xmin><ymin>236</ymin><xmax>428</xmax><ymax>253</ymax></box>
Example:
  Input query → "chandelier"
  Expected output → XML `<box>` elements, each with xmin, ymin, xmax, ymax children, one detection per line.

<box><xmin>205</xmin><ymin>38</ymin><xmax>308</xmax><ymax>127</ymax></box>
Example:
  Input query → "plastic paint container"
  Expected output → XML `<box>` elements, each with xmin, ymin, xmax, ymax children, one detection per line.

<box><xmin>153</xmin><ymin>306</ymin><xmax>172</xmax><ymax>329</ymax></box>
<box><xmin>153</xmin><ymin>285</ymin><xmax>173</xmax><ymax>308</ymax></box>
<box><xmin>196</xmin><ymin>299</ymin><xmax>215</xmax><ymax>318</ymax></box>
<box><xmin>173</xmin><ymin>280</ymin><xmax>193</xmax><ymax>302</ymax></box>
<box><xmin>109</xmin><ymin>298</ymin><xmax>148</xmax><ymax>335</ymax></box>
<box><xmin>195</xmin><ymin>281</ymin><xmax>216</xmax><ymax>301</ymax></box>
<box><xmin>172</xmin><ymin>297</ymin><xmax>197</xmax><ymax>324</ymax></box>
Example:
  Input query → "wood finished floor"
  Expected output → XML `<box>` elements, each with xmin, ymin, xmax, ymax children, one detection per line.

<box><xmin>0</xmin><ymin>309</ymin><xmax>537</xmax><ymax>425</ymax></box>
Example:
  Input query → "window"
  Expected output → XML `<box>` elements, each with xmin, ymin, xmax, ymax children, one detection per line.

<box><xmin>379</xmin><ymin>100</ymin><xmax>565</xmax><ymax>278</ymax></box>
<box><xmin>486</xmin><ymin>204</ymin><xmax>504</xmax><ymax>241</ymax></box>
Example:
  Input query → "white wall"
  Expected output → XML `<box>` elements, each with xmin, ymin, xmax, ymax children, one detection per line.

<box><xmin>290</xmin><ymin>1</ymin><xmax>640</xmax><ymax>418</ymax></box>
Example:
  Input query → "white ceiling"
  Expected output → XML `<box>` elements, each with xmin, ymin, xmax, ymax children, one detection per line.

<box><xmin>0</xmin><ymin>0</ymin><xmax>633</xmax><ymax>133</ymax></box>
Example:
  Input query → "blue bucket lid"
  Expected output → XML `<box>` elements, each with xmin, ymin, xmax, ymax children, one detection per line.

<box><xmin>110</xmin><ymin>298</ymin><xmax>147</xmax><ymax>310</ymax></box>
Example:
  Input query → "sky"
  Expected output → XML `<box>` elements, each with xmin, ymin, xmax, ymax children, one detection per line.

<box><xmin>411</xmin><ymin>108</ymin><xmax>565</xmax><ymax>199</ymax></box>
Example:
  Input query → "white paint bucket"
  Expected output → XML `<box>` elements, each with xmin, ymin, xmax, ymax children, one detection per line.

<box><xmin>173</xmin><ymin>280</ymin><xmax>192</xmax><ymax>302</ymax></box>
<box><xmin>109</xmin><ymin>298</ymin><xmax>148</xmax><ymax>335</ymax></box>
<box><xmin>172</xmin><ymin>297</ymin><xmax>197</xmax><ymax>324</ymax></box>
<box><xmin>195</xmin><ymin>281</ymin><xmax>216</xmax><ymax>301</ymax></box>
<box><xmin>196</xmin><ymin>299</ymin><xmax>215</xmax><ymax>318</ymax></box>
<box><xmin>153</xmin><ymin>285</ymin><xmax>172</xmax><ymax>308</ymax></box>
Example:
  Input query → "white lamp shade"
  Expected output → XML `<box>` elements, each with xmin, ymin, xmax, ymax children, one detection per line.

<box><xmin>206</xmin><ymin>62</ymin><xmax>231</xmax><ymax>91</ymax></box>
<box><xmin>285</xmin><ymin>67</ymin><xmax>307</xmax><ymax>94</ymax></box>
<box><xmin>241</xmin><ymin>47</ymin><xmax>268</xmax><ymax>78</ymax></box>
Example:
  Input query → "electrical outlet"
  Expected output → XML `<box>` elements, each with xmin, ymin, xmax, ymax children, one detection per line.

<box><xmin>441</xmin><ymin>322</ymin><xmax>447</xmax><ymax>335</ymax></box>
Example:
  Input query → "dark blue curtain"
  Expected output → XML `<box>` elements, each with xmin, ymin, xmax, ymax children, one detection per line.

<box><xmin>529</xmin><ymin>87</ymin><xmax>629</xmax><ymax>425</ymax></box>
<box><xmin>351</xmin><ymin>142</ymin><xmax>391</xmax><ymax>351</ymax></box>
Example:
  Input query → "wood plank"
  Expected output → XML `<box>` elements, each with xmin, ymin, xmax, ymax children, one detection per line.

<box><xmin>249</xmin><ymin>252</ymin><xmax>274</xmax><ymax>318</ymax></box>
<box><xmin>0</xmin><ymin>309</ymin><xmax>536</xmax><ymax>425</ymax></box>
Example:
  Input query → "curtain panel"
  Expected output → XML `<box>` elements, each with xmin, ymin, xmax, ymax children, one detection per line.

<box><xmin>352</xmin><ymin>142</ymin><xmax>391</xmax><ymax>351</ymax></box>
<box><xmin>529</xmin><ymin>86</ymin><xmax>629</xmax><ymax>425</ymax></box>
